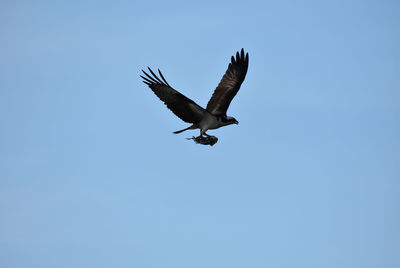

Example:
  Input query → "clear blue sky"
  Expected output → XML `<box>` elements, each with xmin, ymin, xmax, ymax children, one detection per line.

<box><xmin>1</xmin><ymin>0</ymin><xmax>399</xmax><ymax>267</ymax></box>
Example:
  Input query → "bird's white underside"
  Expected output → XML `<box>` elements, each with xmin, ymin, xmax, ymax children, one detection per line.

<box><xmin>198</xmin><ymin>113</ymin><xmax>230</xmax><ymax>135</ymax></box>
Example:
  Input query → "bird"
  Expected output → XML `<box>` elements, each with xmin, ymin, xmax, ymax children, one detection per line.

<box><xmin>140</xmin><ymin>48</ymin><xmax>249</xmax><ymax>138</ymax></box>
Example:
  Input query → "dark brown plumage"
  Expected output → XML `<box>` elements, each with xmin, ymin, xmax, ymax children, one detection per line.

<box><xmin>206</xmin><ymin>48</ymin><xmax>249</xmax><ymax>116</ymax></box>
<box><xmin>140</xmin><ymin>68</ymin><xmax>207</xmax><ymax>124</ymax></box>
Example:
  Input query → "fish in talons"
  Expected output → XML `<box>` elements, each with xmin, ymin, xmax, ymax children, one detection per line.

<box><xmin>186</xmin><ymin>135</ymin><xmax>218</xmax><ymax>146</ymax></box>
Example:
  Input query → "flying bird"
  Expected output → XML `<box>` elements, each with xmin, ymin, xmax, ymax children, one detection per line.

<box><xmin>141</xmin><ymin>49</ymin><xmax>249</xmax><ymax>139</ymax></box>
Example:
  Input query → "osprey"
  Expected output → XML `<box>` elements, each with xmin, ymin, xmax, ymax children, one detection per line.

<box><xmin>141</xmin><ymin>49</ymin><xmax>249</xmax><ymax>139</ymax></box>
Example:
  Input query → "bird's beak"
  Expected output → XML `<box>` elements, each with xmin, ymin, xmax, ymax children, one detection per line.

<box><xmin>236</xmin><ymin>121</ymin><xmax>239</xmax><ymax>125</ymax></box>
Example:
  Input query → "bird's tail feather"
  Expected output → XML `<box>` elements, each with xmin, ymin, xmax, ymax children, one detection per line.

<box><xmin>173</xmin><ymin>125</ymin><xmax>194</xmax><ymax>134</ymax></box>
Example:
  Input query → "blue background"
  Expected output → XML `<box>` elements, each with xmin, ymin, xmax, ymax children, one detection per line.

<box><xmin>1</xmin><ymin>0</ymin><xmax>399</xmax><ymax>267</ymax></box>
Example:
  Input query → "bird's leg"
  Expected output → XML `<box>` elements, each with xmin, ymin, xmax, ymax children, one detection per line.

<box><xmin>199</xmin><ymin>129</ymin><xmax>212</xmax><ymax>139</ymax></box>
<box><xmin>199</xmin><ymin>129</ymin><xmax>205</xmax><ymax>138</ymax></box>
<box><xmin>199</xmin><ymin>130</ymin><xmax>211</xmax><ymax>138</ymax></box>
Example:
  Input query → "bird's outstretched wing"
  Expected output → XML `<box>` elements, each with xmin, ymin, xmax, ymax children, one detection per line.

<box><xmin>206</xmin><ymin>49</ymin><xmax>249</xmax><ymax>116</ymax></box>
<box><xmin>141</xmin><ymin>68</ymin><xmax>207</xmax><ymax>124</ymax></box>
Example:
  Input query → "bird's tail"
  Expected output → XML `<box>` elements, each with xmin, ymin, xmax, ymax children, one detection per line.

<box><xmin>173</xmin><ymin>125</ymin><xmax>194</xmax><ymax>134</ymax></box>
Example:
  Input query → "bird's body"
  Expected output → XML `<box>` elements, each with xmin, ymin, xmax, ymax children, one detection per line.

<box><xmin>173</xmin><ymin>113</ymin><xmax>236</xmax><ymax>136</ymax></box>
<box><xmin>141</xmin><ymin>49</ymin><xmax>248</xmax><ymax>139</ymax></box>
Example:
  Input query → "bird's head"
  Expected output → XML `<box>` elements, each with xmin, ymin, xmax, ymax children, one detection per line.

<box><xmin>226</xmin><ymin>116</ymin><xmax>239</xmax><ymax>125</ymax></box>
